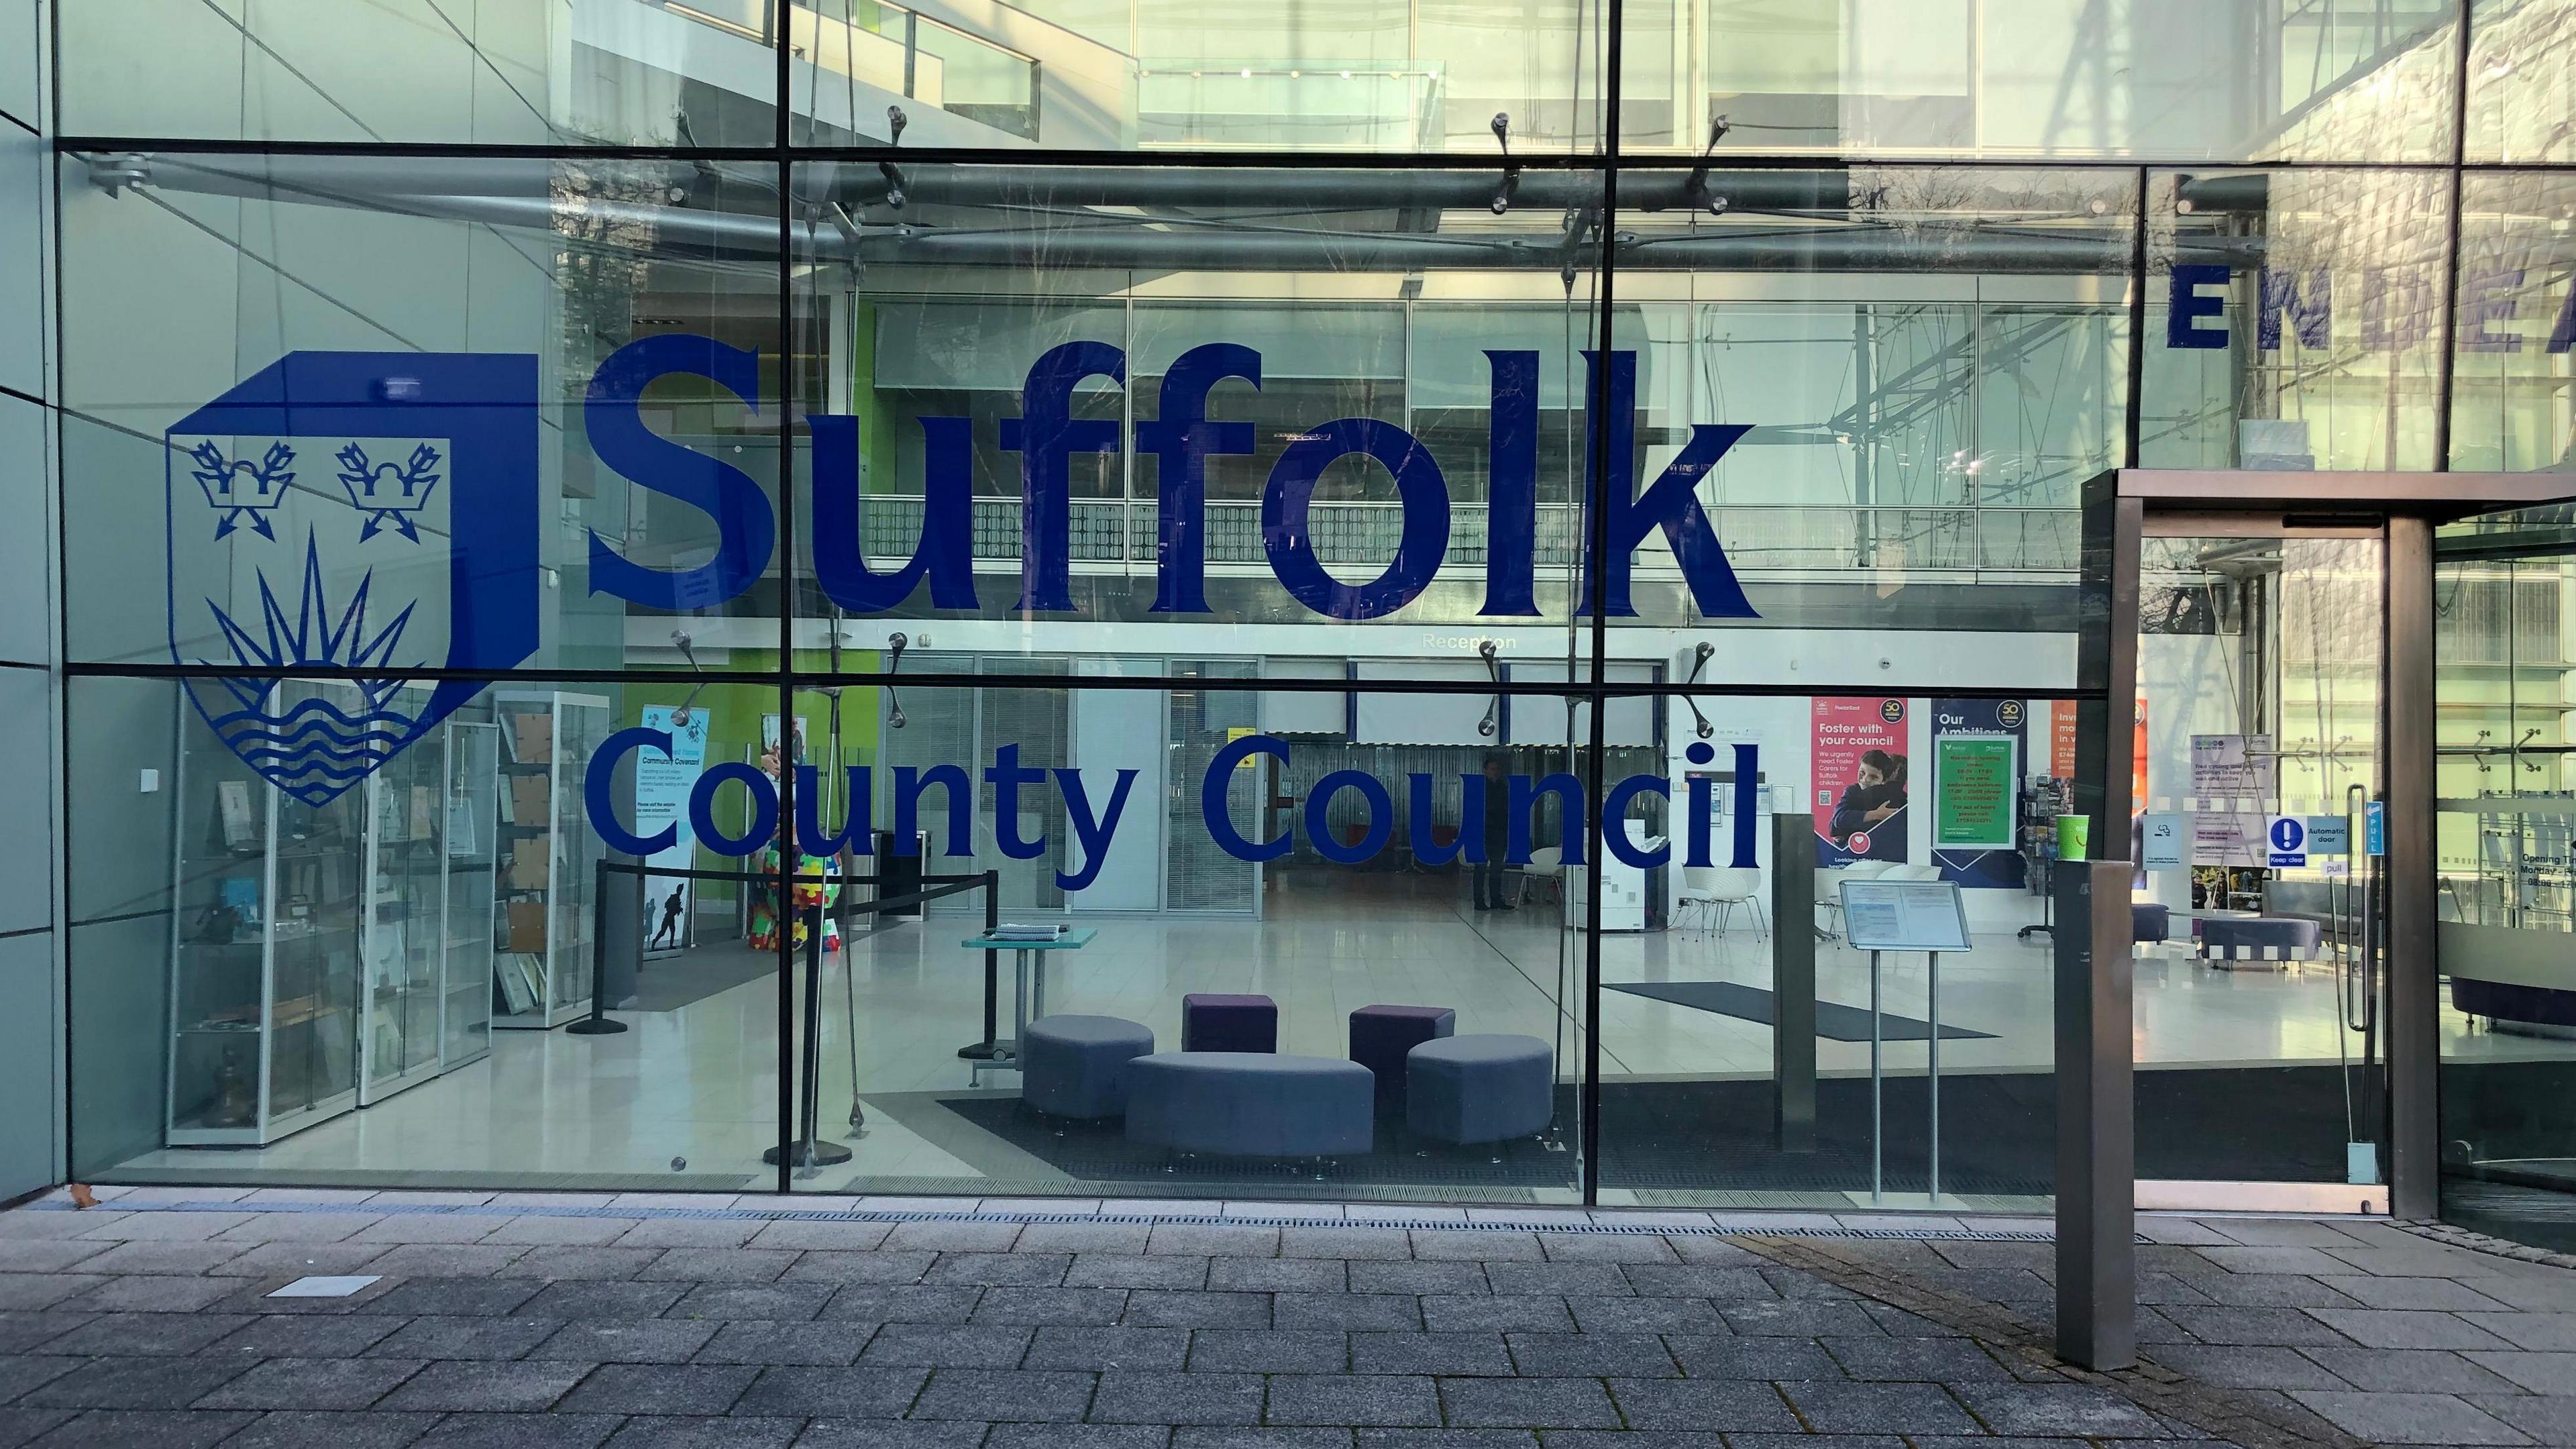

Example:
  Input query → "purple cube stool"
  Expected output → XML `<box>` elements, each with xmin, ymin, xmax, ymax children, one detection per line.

<box><xmin>1183</xmin><ymin>994</ymin><xmax>1279</xmax><ymax>1053</ymax></box>
<box><xmin>1348</xmin><ymin>1005</ymin><xmax>1456</xmax><ymax>1114</ymax></box>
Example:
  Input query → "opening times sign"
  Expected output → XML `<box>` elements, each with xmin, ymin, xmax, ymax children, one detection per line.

<box><xmin>1935</xmin><ymin>737</ymin><xmax>2016</xmax><ymax>849</ymax></box>
<box><xmin>1930</xmin><ymin>697</ymin><xmax>2025</xmax><ymax>888</ymax></box>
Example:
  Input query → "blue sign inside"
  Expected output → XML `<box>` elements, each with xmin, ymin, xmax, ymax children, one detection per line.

<box><xmin>2266</xmin><ymin>814</ymin><xmax>2308</xmax><ymax>867</ymax></box>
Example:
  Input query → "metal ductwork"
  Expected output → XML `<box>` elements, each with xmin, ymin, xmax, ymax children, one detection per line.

<box><xmin>87</xmin><ymin>150</ymin><xmax>2259</xmax><ymax>274</ymax></box>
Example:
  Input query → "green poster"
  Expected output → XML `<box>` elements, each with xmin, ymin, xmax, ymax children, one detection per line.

<box><xmin>1935</xmin><ymin>736</ymin><xmax>2017</xmax><ymax>849</ymax></box>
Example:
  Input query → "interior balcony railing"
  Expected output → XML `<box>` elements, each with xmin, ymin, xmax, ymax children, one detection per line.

<box><xmin>849</xmin><ymin>499</ymin><xmax>2083</xmax><ymax>577</ymax></box>
<box><xmin>667</xmin><ymin>0</ymin><xmax>1042</xmax><ymax>140</ymax></box>
<box><xmin>1136</xmin><ymin>63</ymin><xmax>1447</xmax><ymax>151</ymax></box>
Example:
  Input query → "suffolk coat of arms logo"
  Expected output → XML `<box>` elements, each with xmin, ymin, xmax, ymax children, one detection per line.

<box><xmin>166</xmin><ymin>354</ymin><xmax>541</xmax><ymax>804</ymax></box>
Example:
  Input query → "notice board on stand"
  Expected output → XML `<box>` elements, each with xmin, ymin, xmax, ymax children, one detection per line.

<box><xmin>1839</xmin><ymin>879</ymin><xmax>1972</xmax><ymax>952</ymax></box>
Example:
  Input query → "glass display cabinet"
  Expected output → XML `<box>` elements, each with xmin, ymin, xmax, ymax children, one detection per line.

<box><xmin>169</xmin><ymin>686</ymin><xmax>507</xmax><ymax>1142</ymax></box>
<box><xmin>441</xmin><ymin>717</ymin><xmax>498</xmax><ymax>1069</ymax></box>
<box><xmin>492</xmin><ymin>691</ymin><xmax>610</xmax><ymax>1029</ymax></box>
<box><xmin>168</xmin><ymin>682</ymin><xmax>370</xmax><ymax>1146</ymax></box>
<box><xmin>358</xmin><ymin>685</ymin><xmax>445</xmax><ymax>1105</ymax></box>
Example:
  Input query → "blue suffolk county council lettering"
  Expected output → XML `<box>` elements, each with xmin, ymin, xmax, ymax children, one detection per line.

<box><xmin>586</xmin><ymin>731</ymin><xmax>1764</xmax><ymax>881</ymax></box>
<box><xmin>586</xmin><ymin>336</ymin><xmax>1762</xmax><ymax>625</ymax></box>
<box><xmin>172</xmin><ymin>335</ymin><xmax>1764</xmax><ymax>817</ymax></box>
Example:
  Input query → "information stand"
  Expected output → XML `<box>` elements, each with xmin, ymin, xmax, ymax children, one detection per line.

<box><xmin>1837</xmin><ymin>877</ymin><xmax>1973</xmax><ymax>1203</ymax></box>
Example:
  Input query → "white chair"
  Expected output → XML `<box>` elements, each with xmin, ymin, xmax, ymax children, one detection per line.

<box><xmin>1817</xmin><ymin>859</ymin><xmax>1892</xmax><ymax>938</ymax></box>
<box><xmin>1517</xmin><ymin>846</ymin><xmax>1564</xmax><ymax>905</ymax></box>
<box><xmin>1877</xmin><ymin>863</ymin><xmax>1943</xmax><ymax>883</ymax></box>
<box><xmin>1678</xmin><ymin>865</ymin><xmax>1766</xmax><ymax>938</ymax></box>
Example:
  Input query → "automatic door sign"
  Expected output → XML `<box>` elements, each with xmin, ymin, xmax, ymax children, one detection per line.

<box><xmin>2266</xmin><ymin>815</ymin><xmax>2308</xmax><ymax>868</ymax></box>
<box><xmin>2304</xmin><ymin>815</ymin><xmax>2351</xmax><ymax>856</ymax></box>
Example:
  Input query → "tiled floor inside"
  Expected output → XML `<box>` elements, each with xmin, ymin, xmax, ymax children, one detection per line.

<box><xmin>0</xmin><ymin>1189</ymin><xmax>2567</xmax><ymax>1447</ymax></box>
<box><xmin>112</xmin><ymin>878</ymin><xmax>2575</xmax><ymax>1197</ymax></box>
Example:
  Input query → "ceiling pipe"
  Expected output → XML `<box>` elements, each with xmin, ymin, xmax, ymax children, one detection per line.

<box><xmin>91</xmin><ymin>152</ymin><xmax>2257</xmax><ymax>273</ymax></box>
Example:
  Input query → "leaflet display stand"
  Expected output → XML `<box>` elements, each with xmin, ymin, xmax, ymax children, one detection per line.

<box><xmin>2017</xmin><ymin>777</ymin><xmax>2073</xmax><ymax>942</ymax></box>
<box><xmin>1838</xmin><ymin>877</ymin><xmax>1973</xmax><ymax>1204</ymax></box>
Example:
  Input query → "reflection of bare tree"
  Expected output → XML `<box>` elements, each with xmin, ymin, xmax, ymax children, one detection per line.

<box><xmin>550</xmin><ymin>164</ymin><xmax>669</xmax><ymax>391</ymax></box>
<box><xmin>2467</xmin><ymin>0</ymin><xmax>2576</xmax><ymax>160</ymax></box>
<box><xmin>1853</xmin><ymin>166</ymin><xmax>2134</xmax><ymax>269</ymax></box>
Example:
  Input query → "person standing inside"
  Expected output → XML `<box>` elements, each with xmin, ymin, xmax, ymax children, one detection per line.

<box><xmin>1473</xmin><ymin>755</ymin><xmax>1515</xmax><ymax>910</ymax></box>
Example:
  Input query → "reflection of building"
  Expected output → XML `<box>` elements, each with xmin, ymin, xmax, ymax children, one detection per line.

<box><xmin>3</xmin><ymin>0</ymin><xmax>2576</xmax><ymax>1255</ymax></box>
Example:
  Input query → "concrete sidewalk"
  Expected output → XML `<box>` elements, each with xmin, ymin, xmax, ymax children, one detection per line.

<box><xmin>0</xmin><ymin>1190</ymin><xmax>2559</xmax><ymax>1448</ymax></box>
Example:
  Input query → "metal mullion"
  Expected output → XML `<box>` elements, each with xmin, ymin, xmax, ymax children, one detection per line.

<box><xmin>67</xmin><ymin>661</ymin><xmax>2106</xmax><ymax>700</ymax></box>
<box><xmin>2431</xmin><ymin>0</ymin><xmax>2473</xmax><ymax>472</ymax></box>
<box><xmin>1579</xmin><ymin>0</ymin><xmax>1625</xmax><ymax>1211</ymax></box>
<box><xmin>776</xmin><ymin>34</ymin><xmax>798</xmax><ymax>1199</ymax></box>
<box><xmin>2124</xmin><ymin>166</ymin><xmax>2147</xmax><ymax>470</ymax></box>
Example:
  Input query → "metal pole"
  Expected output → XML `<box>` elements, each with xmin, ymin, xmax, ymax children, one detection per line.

<box><xmin>1927</xmin><ymin>950</ymin><xmax>1940</xmax><ymax>1205</ymax></box>
<box><xmin>1772</xmin><ymin>812</ymin><xmax>1817</xmax><ymax>1151</ymax></box>
<box><xmin>767</xmin><ymin>900</ymin><xmax>852</xmax><ymax>1169</ymax></box>
<box><xmin>1013</xmin><ymin>949</ymin><xmax>1032</xmax><ymax>1059</ymax></box>
<box><xmin>802</xmin><ymin>914</ymin><xmax>823</xmax><ymax>1165</ymax></box>
<box><xmin>2385</xmin><ymin>515</ymin><xmax>2438</xmax><ymax>1218</ymax></box>
<box><xmin>843</xmin><ymin>883</ymin><xmax>865</xmax><ymax>1134</ymax></box>
<box><xmin>957</xmin><ymin>869</ymin><xmax>1005</xmax><ymax>1062</ymax></box>
<box><xmin>1870</xmin><ymin>949</ymin><xmax>1883</xmax><ymax>1204</ymax></box>
<box><xmin>568</xmin><ymin>860</ymin><xmax>628</xmax><ymax>1035</ymax></box>
<box><xmin>2056</xmin><ymin>859</ymin><xmax>2137</xmax><ymax>1371</ymax></box>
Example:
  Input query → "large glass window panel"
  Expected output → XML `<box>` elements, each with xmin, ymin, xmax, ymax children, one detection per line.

<box><xmin>1629</xmin><ymin>0</ymin><xmax>2460</xmax><ymax>162</ymax></box>
<box><xmin>2142</xmin><ymin>168</ymin><xmax>2454</xmax><ymax>472</ymax></box>
<box><xmin>1596</xmin><ymin>690</ymin><xmax>2063</xmax><ymax>1211</ymax></box>
<box><xmin>58</xmin><ymin>0</ymin><xmax>782</xmax><ymax>147</ymax></box>
<box><xmin>2436</xmin><ymin>508</ymin><xmax>2576</xmax><ymax>1248</ymax></box>
<box><xmin>55</xmin><ymin>152</ymin><xmax>788</xmax><ymax>676</ymax></box>
<box><xmin>2451</xmin><ymin>171</ymin><xmax>2576</xmax><ymax>471</ymax></box>
<box><xmin>1599</xmin><ymin>166</ymin><xmax>2130</xmax><ymax>655</ymax></box>
<box><xmin>786</xmin><ymin>163</ymin><xmax>1601</xmax><ymax>676</ymax></box>
<box><xmin>2466</xmin><ymin>0</ymin><xmax>2576</xmax><ymax>162</ymax></box>
<box><xmin>69</xmin><ymin>673</ymin><xmax>774</xmax><ymax>1187</ymax></box>
<box><xmin>777</xmin><ymin>0</ymin><xmax>1605</xmax><ymax>150</ymax></box>
<box><xmin>827</xmin><ymin>676</ymin><xmax>1586</xmax><ymax>1203</ymax></box>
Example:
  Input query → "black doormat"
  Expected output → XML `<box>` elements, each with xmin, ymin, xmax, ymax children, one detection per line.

<box><xmin>1595</xmin><ymin>1063</ymin><xmax>2367</xmax><ymax>1195</ymax></box>
<box><xmin>845</xmin><ymin>1063</ymin><xmax>2372</xmax><ymax>1198</ymax></box>
<box><xmin>625</xmin><ymin>944</ymin><xmax>777</xmax><ymax>1014</ymax></box>
<box><xmin>858</xmin><ymin>1089</ymin><xmax>1583</xmax><ymax>1191</ymax></box>
<box><xmin>1606</xmin><ymin>981</ymin><xmax>1994</xmax><ymax>1041</ymax></box>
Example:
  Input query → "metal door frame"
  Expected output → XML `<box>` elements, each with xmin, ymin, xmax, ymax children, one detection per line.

<box><xmin>2054</xmin><ymin>468</ymin><xmax>2576</xmax><ymax>1369</ymax></box>
<box><xmin>2083</xmin><ymin>468</ymin><xmax>2576</xmax><ymax>1211</ymax></box>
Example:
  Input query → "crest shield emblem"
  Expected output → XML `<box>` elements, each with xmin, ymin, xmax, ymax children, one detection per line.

<box><xmin>167</xmin><ymin>353</ymin><xmax>541</xmax><ymax>805</ymax></box>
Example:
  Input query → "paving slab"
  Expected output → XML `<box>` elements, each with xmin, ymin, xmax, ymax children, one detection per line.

<box><xmin>0</xmin><ymin>1201</ymin><xmax>2567</xmax><ymax>1447</ymax></box>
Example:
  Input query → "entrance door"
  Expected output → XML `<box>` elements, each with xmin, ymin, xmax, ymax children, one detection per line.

<box><xmin>2131</xmin><ymin>514</ymin><xmax>2391</xmax><ymax>1200</ymax></box>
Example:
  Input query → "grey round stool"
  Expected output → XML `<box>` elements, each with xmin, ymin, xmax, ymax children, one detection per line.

<box><xmin>1020</xmin><ymin>1015</ymin><xmax>1155</xmax><ymax>1119</ymax></box>
<box><xmin>1405</xmin><ymin>1034</ymin><xmax>1553</xmax><ymax>1146</ymax></box>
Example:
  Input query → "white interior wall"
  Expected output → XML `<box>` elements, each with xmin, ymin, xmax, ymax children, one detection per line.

<box><xmin>1071</xmin><ymin>660</ymin><xmax>1167</xmax><ymax>910</ymax></box>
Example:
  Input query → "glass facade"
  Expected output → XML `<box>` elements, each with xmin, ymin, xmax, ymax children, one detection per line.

<box><xmin>2436</xmin><ymin>505</ymin><xmax>2576</xmax><ymax>1248</ymax></box>
<box><xmin>27</xmin><ymin>0</ymin><xmax>2576</xmax><ymax>1220</ymax></box>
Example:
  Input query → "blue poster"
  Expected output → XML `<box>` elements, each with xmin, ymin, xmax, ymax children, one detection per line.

<box><xmin>1931</xmin><ymin>698</ymin><xmax>2027</xmax><ymax>889</ymax></box>
<box><xmin>639</xmin><ymin>705</ymin><xmax>711</xmax><ymax>953</ymax></box>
